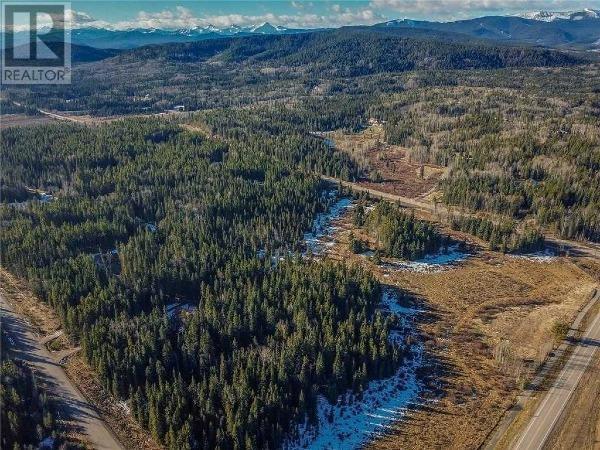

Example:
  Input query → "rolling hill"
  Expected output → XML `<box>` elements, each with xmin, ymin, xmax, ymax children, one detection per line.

<box><xmin>1</xmin><ymin>27</ymin><xmax>586</xmax><ymax>116</ymax></box>
<box><xmin>117</xmin><ymin>28</ymin><xmax>584</xmax><ymax>75</ymax></box>
<box><xmin>376</xmin><ymin>14</ymin><xmax>600</xmax><ymax>50</ymax></box>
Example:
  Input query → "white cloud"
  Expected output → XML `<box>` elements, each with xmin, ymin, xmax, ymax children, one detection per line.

<box><xmin>369</xmin><ymin>0</ymin><xmax>600</xmax><ymax>20</ymax></box>
<box><xmin>64</xmin><ymin>9</ymin><xmax>96</xmax><ymax>26</ymax></box>
<box><xmin>23</xmin><ymin>5</ymin><xmax>386</xmax><ymax>31</ymax></box>
<box><xmin>125</xmin><ymin>5</ymin><xmax>385</xmax><ymax>29</ymax></box>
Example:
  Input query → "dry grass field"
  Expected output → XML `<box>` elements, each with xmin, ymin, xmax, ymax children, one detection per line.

<box><xmin>323</xmin><ymin>124</ymin><xmax>446</xmax><ymax>199</ymax></box>
<box><xmin>318</xmin><ymin>205</ymin><xmax>599</xmax><ymax>450</ymax></box>
<box><xmin>373</xmin><ymin>259</ymin><xmax>597</xmax><ymax>450</ymax></box>
<box><xmin>0</xmin><ymin>114</ymin><xmax>54</xmax><ymax>129</ymax></box>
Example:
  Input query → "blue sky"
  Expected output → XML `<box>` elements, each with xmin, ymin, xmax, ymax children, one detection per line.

<box><xmin>21</xmin><ymin>0</ymin><xmax>600</xmax><ymax>29</ymax></box>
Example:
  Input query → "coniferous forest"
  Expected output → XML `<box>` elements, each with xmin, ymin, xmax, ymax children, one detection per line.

<box><xmin>364</xmin><ymin>203</ymin><xmax>443</xmax><ymax>259</ymax></box>
<box><xmin>1</xmin><ymin>120</ymin><xmax>400</xmax><ymax>449</ymax></box>
<box><xmin>1</xmin><ymin>22</ymin><xmax>599</xmax><ymax>450</ymax></box>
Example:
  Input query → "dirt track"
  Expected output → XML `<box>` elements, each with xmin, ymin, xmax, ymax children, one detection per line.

<box><xmin>321</xmin><ymin>175</ymin><xmax>600</xmax><ymax>260</ymax></box>
<box><xmin>0</xmin><ymin>293</ymin><xmax>123</xmax><ymax>450</ymax></box>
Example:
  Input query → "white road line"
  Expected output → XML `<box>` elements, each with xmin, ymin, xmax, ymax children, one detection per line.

<box><xmin>534</xmin><ymin>314</ymin><xmax>600</xmax><ymax>448</ymax></box>
<box><xmin>513</xmin><ymin>311</ymin><xmax>600</xmax><ymax>450</ymax></box>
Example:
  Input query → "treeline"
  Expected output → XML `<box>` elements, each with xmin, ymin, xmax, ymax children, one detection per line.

<box><xmin>1</xmin><ymin>119</ymin><xmax>402</xmax><ymax>449</ymax></box>
<box><xmin>356</xmin><ymin>202</ymin><xmax>443</xmax><ymax>259</ymax></box>
<box><xmin>450</xmin><ymin>216</ymin><xmax>545</xmax><ymax>253</ymax></box>
<box><xmin>366</xmin><ymin>80</ymin><xmax>600</xmax><ymax>243</ymax></box>
<box><xmin>0</xmin><ymin>99</ymin><xmax>40</xmax><ymax>115</ymax></box>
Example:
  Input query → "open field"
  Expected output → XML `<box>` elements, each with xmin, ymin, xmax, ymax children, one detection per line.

<box><xmin>323</xmin><ymin>124</ymin><xmax>446</xmax><ymax>199</ymax></box>
<box><xmin>372</xmin><ymin>256</ymin><xmax>598</xmax><ymax>450</ymax></box>
<box><xmin>488</xmin><ymin>294</ymin><xmax>600</xmax><ymax>450</ymax></box>
<box><xmin>508</xmin><ymin>293</ymin><xmax>600</xmax><ymax>450</ymax></box>
<box><xmin>315</xmin><ymin>203</ymin><xmax>600</xmax><ymax>450</ymax></box>
<box><xmin>1</xmin><ymin>99</ymin><xmax>182</xmax><ymax>129</ymax></box>
<box><xmin>0</xmin><ymin>113</ymin><xmax>54</xmax><ymax>129</ymax></box>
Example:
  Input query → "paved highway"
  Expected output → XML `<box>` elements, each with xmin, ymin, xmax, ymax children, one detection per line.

<box><xmin>512</xmin><ymin>293</ymin><xmax>600</xmax><ymax>450</ymax></box>
<box><xmin>0</xmin><ymin>294</ymin><xmax>123</xmax><ymax>450</ymax></box>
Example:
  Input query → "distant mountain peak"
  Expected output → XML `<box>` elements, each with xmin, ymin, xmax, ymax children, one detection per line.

<box><xmin>250</xmin><ymin>22</ymin><xmax>286</xmax><ymax>33</ymax></box>
<box><xmin>383</xmin><ymin>19</ymin><xmax>422</xmax><ymax>26</ymax></box>
<box><xmin>518</xmin><ymin>8</ymin><xmax>600</xmax><ymax>22</ymax></box>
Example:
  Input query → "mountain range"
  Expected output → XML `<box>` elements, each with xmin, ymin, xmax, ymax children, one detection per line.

<box><xmin>67</xmin><ymin>22</ymin><xmax>308</xmax><ymax>49</ymax></box>
<box><xmin>517</xmin><ymin>8</ymin><xmax>600</xmax><ymax>22</ymax></box>
<box><xmin>2</xmin><ymin>9</ymin><xmax>599</xmax><ymax>52</ymax></box>
<box><xmin>3</xmin><ymin>22</ymin><xmax>308</xmax><ymax>50</ymax></box>
<box><xmin>378</xmin><ymin>10</ymin><xmax>600</xmax><ymax>51</ymax></box>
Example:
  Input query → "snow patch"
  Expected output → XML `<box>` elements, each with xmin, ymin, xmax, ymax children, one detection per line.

<box><xmin>304</xmin><ymin>193</ymin><xmax>353</xmax><ymax>255</ymax></box>
<box><xmin>284</xmin><ymin>289</ymin><xmax>422</xmax><ymax>449</ymax></box>
<box><xmin>323</xmin><ymin>138</ymin><xmax>335</xmax><ymax>148</ymax></box>
<box><xmin>382</xmin><ymin>244</ymin><xmax>470</xmax><ymax>273</ymax></box>
<box><xmin>40</xmin><ymin>193</ymin><xmax>55</xmax><ymax>203</ymax></box>
<box><xmin>380</xmin><ymin>288</ymin><xmax>420</xmax><ymax>317</ymax></box>
<box><xmin>39</xmin><ymin>437</ymin><xmax>55</xmax><ymax>449</ymax></box>
<box><xmin>517</xmin><ymin>9</ymin><xmax>600</xmax><ymax>21</ymax></box>
<box><xmin>507</xmin><ymin>248</ymin><xmax>557</xmax><ymax>262</ymax></box>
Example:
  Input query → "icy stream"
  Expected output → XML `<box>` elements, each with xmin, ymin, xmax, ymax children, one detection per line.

<box><xmin>303</xmin><ymin>194</ymin><xmax>353</xmax><ymax>255</ymax></box>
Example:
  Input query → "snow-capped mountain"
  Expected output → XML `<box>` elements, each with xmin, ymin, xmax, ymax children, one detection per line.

<box><xmin>250</xmin><ymin>22</ymin><xmax>289</xmax><ymax>34</ymax></box>
<box><xmin>518</xmin><ymin>8</ymin><xmax>600</xmax><ymax>22</ymax></box>
<box><xmin>3</xmin><ymin>22</ymin><xmax>306</xmax><ymax>50</ymax></box>
<box><xmin>4</xmin><ymin>12</ymin><xmax>599</xmax><ymax>53</ymax></box>
<box><xmin>155</xmin><ymin>22</ymin><xmax>293</xmax><ymax>36</ymax></box>
<box><xmin>376</xmin><ymin>12</ymin><xmax>600</xmax><ymax>51</ymax></box>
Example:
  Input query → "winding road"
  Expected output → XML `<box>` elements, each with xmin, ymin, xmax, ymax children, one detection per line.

<box><xmin>0</xmin><ymin>294</ymin><xmax>123</xmax><ymax>450</ymax></box>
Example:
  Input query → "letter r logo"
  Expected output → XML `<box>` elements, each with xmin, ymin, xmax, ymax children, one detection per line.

<box><xmin>3</xmin><ymin>3</ymin><xmax>67</xmax><ymax>66</ymax></box>
<box><xmin>1</xmin><ymin>2</ymin><xmax>71</xmax><ymax>84</ymax></box>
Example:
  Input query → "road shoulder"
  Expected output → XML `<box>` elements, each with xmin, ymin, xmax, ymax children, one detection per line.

<box><xmin>0</xmin><ymin>269</ymin><xmax>159</xmax><ymax>450</ymax></box>
<box><xmin>481</xmin><ymin>288</ymin><xmax>600</xmax><ymax>450</ymax></box>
